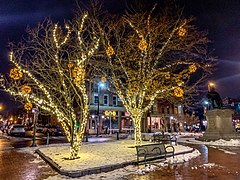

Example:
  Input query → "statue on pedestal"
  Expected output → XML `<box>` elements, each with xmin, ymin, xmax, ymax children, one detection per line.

<box><xmin>206</xmin><ymin>83</ymin><xmax>222</xmax><ymax>110</ymax></box>
<box><xmin>198</xmin><ymin>82</ymin><xmax>240</xmax><ymax>141</ymax></box>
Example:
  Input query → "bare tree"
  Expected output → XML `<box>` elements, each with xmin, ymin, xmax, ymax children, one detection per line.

<box><xmin>0</xmin><ymin>12</ymin><xmax>99</xmax><ymax>159</ymax></box>
<box><xmin>92</xmin><ymin>3</ymin><xmax>215</xmax><ymax>145</ymax></box>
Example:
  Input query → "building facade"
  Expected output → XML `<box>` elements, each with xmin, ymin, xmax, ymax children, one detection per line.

<box><xmin>87</xmin><ymin>81</ymin><xmax>127</xmax><ymax>134</ymax></box>
<box><xmin>143</xmin><ymin>99</ymin><xmax>184</xmax><ymax>133</ymax></box>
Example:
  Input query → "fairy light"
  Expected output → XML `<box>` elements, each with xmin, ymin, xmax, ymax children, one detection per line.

<box><xmin>53</xmin><ymin>24</ymin><xmax>71</xmax><ymax>49</ymax></box>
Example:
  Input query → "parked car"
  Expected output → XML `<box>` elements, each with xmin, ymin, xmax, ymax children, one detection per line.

<box><xmin>8</xmin><ymin>124</ymin><xmax>25</xmax><ymax>137</ymax></box>
<box><xmin>36</xmin><ymin>125</ymin><xmax>44</xmax><ymax>133</ymax></box>
<box><xmin>235</xmin><ymin>124</ymin><xmax>240</xmax><ymax>132</ymax></box>
<box><xmin>56</xmin><ymin>126</ymin><xmax>65</xmax><ymax>136</ymax></box>
<box><xmin>42</xmin><ymin>125</ymin><xmax>58</xmax><ymax>136</ymax></box>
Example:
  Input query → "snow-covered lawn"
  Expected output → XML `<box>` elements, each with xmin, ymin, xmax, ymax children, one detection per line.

<box><xmin>38</xmin><ymin>140</ymin><xmax>194</xmax><ymax>172</ymax></box>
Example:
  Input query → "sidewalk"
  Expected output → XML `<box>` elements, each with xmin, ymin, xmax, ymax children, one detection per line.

<box><xmin>36</xmin><ymin>139</ymin><xmax>195</xmax><ymax>178</ymax></box>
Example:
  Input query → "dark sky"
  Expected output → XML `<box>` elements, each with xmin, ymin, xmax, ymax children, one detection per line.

<box><xmin>1</xmin><ymin>0</ymin><xmax>240</xmax><ymax>111</ymax></box>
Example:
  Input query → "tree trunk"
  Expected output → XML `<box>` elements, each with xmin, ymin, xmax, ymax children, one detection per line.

<box><xmin>132</xmin><ymin>114</ymin><xmax>143</xmax><ymax>145</ymax></box>
<box><xmin>69</xmin><ymin>104</ymin><xmax>89</xmax><ymax>159</ymax></box>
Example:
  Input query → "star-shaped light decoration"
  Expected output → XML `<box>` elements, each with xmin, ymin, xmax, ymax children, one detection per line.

<box><xmin>138</xmin><ymin>39</ymin><xmax>148</xmax><ymax>51</ymax></box>
<box><xmin>101</xmin><ymin>76</ymin><xmax>107</xmax><ymax>82</ymax></box>
<box><xmin>106</xmin><ymin>45</ymin><xmax>114</xmax><ymax>57</ymax></box>
<box><xmin>178</xmin><ymin>27</ymin><xmax>187</xmax><ymax>37</ymax></box>
<box><xmin>174</xmin><ymin>87</ymin><xmax>184</xmax><ymax>97</ymax></box>
<box><xmin>164</xmin><ymin>73</ymin><xmax>171</xmax><ymax>79</ymax></box>
<box><xmin>189</xmin><ymin>64</ymin><xmax>197</xmax><ymax>73</ymax></box>
<box><xmin>9</xmin><ymin>68</ymin><xmax>23</xmax><ymax>80</ymax></box>
<box><xmin>24</xmin><ymin>102</ymin><xmax>33</xmax><ymax>111</ymax></box>
<box><xmin>68</xmin><ymin>62</ymin><xmax>74</xmax><ymax>69</ymax></box>
<box><xmin>21</xmin><ymin>85</ymin><xmax>32</xmax><ymax>95</ymax></box>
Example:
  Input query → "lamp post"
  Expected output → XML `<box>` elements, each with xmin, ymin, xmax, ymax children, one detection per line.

<box><xmin>97</xmin><ymin>82</ymin><xmax>105</xmax><ymax>136</ymax></box>
<box><xmin>31</xmin><ymin>107</ymin><xmax>39</xmax><ymax>147</ymax></box>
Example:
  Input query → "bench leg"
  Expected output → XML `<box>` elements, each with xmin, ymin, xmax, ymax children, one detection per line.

<box><xmin>144</xmin><ymin>155</ymin><xmax>147</xmax><ymax>167</ymax></box>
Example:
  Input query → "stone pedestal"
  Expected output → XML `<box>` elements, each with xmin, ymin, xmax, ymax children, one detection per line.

<box><xmin>199</xmin><ymin>109</ymin><xmax>240</xmax><ymax>141</ymax></box>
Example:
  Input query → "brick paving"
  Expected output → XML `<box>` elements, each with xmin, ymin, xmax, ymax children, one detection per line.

<box><xmin>0</xmin><ymin>137</ymin><xmax>56</xmax><ymax>180</ymax></box>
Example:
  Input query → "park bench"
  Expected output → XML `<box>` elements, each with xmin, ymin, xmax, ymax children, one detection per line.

<box><xmin>153</xmin><ymin>134</ymin><xmax>177</xmax><ymax>145</ymax></box>
<box><xmin>135</xmin><ymin>143</ymin><xmax>175</xmax><ymax>165</ymax></box>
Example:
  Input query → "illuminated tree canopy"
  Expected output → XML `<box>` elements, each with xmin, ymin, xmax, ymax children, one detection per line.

<box><xmin>92</xmin><ymin>3</ymin><xmax>215</xmax><ymax>145</ymax></box>
<box><xmin>0</xmin><ymin>13</ymin><xmax>99</xmax><ymax>159</ymax></box>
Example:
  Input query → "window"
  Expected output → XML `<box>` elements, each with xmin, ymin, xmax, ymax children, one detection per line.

<box><xmin>167</xmin><ymin>106</ymin><xmax>170</xmax><ymax>114</ymax></box>
<box><xmin>104</xmin><ymin>94</ymin><xmax>109</xmax><ymax>105</ymax></box>
<box><xmin>94</xmin><ymin>93</ymin><xmax>99</xmax><ymax>104</ymax></box>
<box><xmin>161</xmin><ymin>105</ymin><xmax>164</xmax><ymax>114</ymax></box>
<box><xmin>113</xmin><ymin>95</ymin><xmax>118</xmax><ymax>106</ymax></box>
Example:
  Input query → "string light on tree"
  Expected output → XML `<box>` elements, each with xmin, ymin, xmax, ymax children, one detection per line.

<box><xmin>72</xmin><ymin>66</ymin><xmax>85</xmax><ymax>83</ymax></box>
<box><xmin>9</xmin><ymin>68</ymin><xmax>23</xmax><ymax>80</ymax></box>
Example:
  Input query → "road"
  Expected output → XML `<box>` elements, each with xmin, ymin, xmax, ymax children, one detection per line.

<box><xmin>0</xmin><ymin>132</ymin><xmax>240</xmax><ymax>180</ymax></box>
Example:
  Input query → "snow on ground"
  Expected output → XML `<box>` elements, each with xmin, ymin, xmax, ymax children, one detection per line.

<box><xmin>176</xmin><ymin>132</ymin><xmax>240</xmax><ymax>146</ymax></box>
<box><xmin>42</xmin><ymin>145</ymin><xmax>200</xmax><ymax>180</ymax></box>
<box><xmin>38</xmin><ymin>140</ymin><xmax>194</xmax><ymax>171</ymax></box>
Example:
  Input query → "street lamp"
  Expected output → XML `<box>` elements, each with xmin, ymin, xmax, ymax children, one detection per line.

<box><xmin>96</xmin><ymin>81</ymin><xmax>105</xmax><ymax>136</ymax></box>
<box><xmin>31</xmin><ymin>107</ymin><xmax>39</xmax><ymax>147</ymax></box>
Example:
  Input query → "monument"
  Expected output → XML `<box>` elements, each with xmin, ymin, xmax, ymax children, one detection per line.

<box><xmin>199</xmin><ymin>83</ymin><xmax>240</xmax><ymax>141</ymax></box>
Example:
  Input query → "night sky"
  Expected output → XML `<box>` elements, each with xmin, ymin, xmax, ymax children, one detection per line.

<box><xmin>1</xmin><ymin>0</ymin><xmax>240</xmax><ymax>111</ymax></box>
